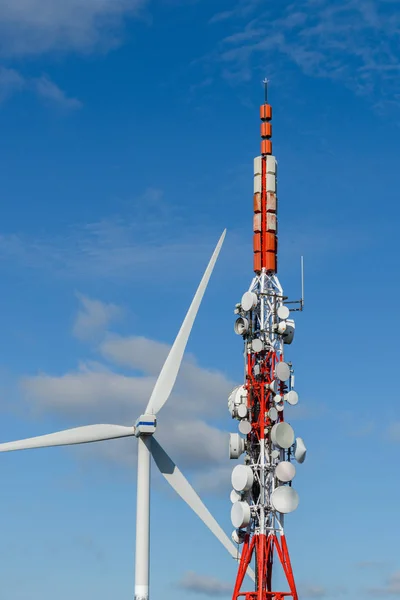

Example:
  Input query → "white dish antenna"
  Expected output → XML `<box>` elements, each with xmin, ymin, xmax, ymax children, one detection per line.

<box><xmin>251</xmin><ymin>338</ymin><xmax>263</xmax><ymax>353</ymax></box>
<box><xmin>230</xmin><ymin>489</ymin><xmax>242</xmax><ymax>503</ymax></box>
<box><xmin>284</xmin><ymin>391</ymin><xmax>299</xmax><ymax>406</ymax></box>
<box><xmin>231</xmin><ymin>529</ymin><xmax>246</xmax><ymax>545</ymax></box>
<box><xmin>231</xmin><ymin>501</ymin><xmax>251</xmax><ymax>528</ymax></box>
<box><xmin>275</xmin><ymin>362</ymin><xmax>290</xmax><ymax>382</ymax></box>
<box><xmin>232</xmin><ymin>465</ymin><xmax>254</xmax><ymax>492</ymax></box>
<box><xmin>294</xmin><ymin>437</ymin><xmax>307</xmax><ymax>463</ymax></box>
<box><xmin>268</xmin><ymin>407</ymin><xmax>278</xmax><ymax>422</ymax></box>
<box><xmin>229</xmin><ymin>433</ymin><xmax>245</xmax><ymax>459</ymax></box>
<box><xmin>277</xmin><ymin>305</ymin><xmax>290</xmax><ymax>320</ymax></box>
<box><xmin>271</xmin><ymin>449</ymin><xmax>280</xmax><ymax>459</ymax></box>
<box><xmin>275</xmin><ymin>461</ymin><xmax>296</xmax><ymax>483</ymax></box>
<box><xmin>271</xmin><ymin>486</ymin><xmax>299</xmax><ymax>514</ymax></box>
<box><xmin>271</xmin><ymin>423</ymin><xmax>295</xmax><ymax>449</ymax></box>
<box><xmin>241</xmin><ymin>291</ymin><xmax>258</xmax><ymax>312</ymax></box>
<box><xmin>237</xmin><ymin>404</ymin><xmax>248</xmax><ymax>419</ymax></box>
<box><xmin>239</xmin><ymin>420</ymin><xmax>252</xmax><ymax>435</ymax></box>
<box><xmin>234</xmin><ymin>317</ymin><xmax>249</xmax><ymax>336</ymax></box>
<box><xmin>268</xmin><ymin>380</ymin><xmax>278</xmax><ymax>394</ymax></box>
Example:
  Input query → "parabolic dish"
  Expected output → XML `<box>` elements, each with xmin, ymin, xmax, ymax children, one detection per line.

<box><xmin>234</xmin><ymin>317</ymin><xmax>249</xmax><ymax>336</ymax></box>
<box><xmin>271</xmin><ymin>486</ymin><xmax>299</xmax><ymax>514</ymax></box>
<box><xmin>294</xmin><ymin>437</ymin><xmax>307</xmax><ymax>464</ymax></box>
<box><xmin>275</xmin><ymin>362</ymin><xmax>290</xmax><ymax>382</ymax></box>
<box><xmin>231</xmin><ymin>529</ymin><xmax>246</xmax><ymax>545</ymax></box>
<box><xmin>271</xmin><ymin>449</ymin><xmax>280</xmax><ymax>459</ymax></box>
<box><xmin>285</xmin><ymin>391</ymin><xmax>299</xmax><ymax>406</ymax></box>
<box><xmin>241</xmin><ymin>291</ymin><xmax>258</xmax><ymax>312</ymax></box>
<box><xmin>230</xmin><ymin>489</ymin><xmax>242</xmax><ymax>503</ymax></box>
<box><xmin>268</xmin><ymin>407</ymin><xmax>278</xmax><ymax>422</ymax></box>
<box><xmin>231</xmin><ymin>465</ymin><xmax>254</xmax><ymax>492</ymax></box>
<box><xmin>271</xmin><ymin>422</ymin><xmax>295</xmax><ymax>449</ymax></box>
<box><xmin>277</xmin><ymin>305</ymin><xmax>290</xmax><ymax>320</ymax></box>
<box><xmin>252</xmin><ymin>338</ymin><xmax>263</xmax><ymax>353</ymax></box>
<box><xmin>275</xmin><ymin>461</ymin><xmax>296</xmax><ymax>483</ymax></box>
<box><xmin>276</xmin><ymin>401</ymin><xmax>284</xmax><ymax>412</ymax></box>
<box><xmin>237</xmin><ymin>404</ymin><xmax>248</xmax><ymax>419</ymax></box>
<box><xmin>239</xmin><ymin>420</ymin><xmax>252</xmax><ymax>435</ymax></box>
<box><xmin>231</xmin><ymin>501</ymin><xmax>251</xmax><ymax>529</ymax></box>
<box><xmin>274</xmin><ymin>394</ymin><xmax>283</xmax><ymax>404</ymax></box>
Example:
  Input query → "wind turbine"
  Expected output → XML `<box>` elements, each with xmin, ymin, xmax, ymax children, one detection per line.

<box><xmin>0</xmin><ymin>230</ymin><xmax>254</xmax><ymax>600</ymax></box>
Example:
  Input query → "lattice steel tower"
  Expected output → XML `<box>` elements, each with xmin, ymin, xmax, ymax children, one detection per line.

<box><xmin>228</xmin><ymin>83</ymin><xmax>306</xmax><ymax>600</ymax></box>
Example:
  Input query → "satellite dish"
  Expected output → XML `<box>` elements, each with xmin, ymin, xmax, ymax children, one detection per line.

<box><xmin>283</xmin><ymin>319</ymin><xmax>295</xmax><ymax>345</ymax></box>
<box><xmin>274</xmin><ymin>394</ymin><xmax>282</xmax><ymax>404</ymax></box>
<box><xmin>231</xmin><ymin>529</ymin><xmax>246</xmax><ymax>545</ymax></box>
<box><xmin>277</xmin><ymin>321</ymin><xmax>287</xmax><ymax>334</ymax></box>
<box><xmin>268</xmin><ymin>380</ymin><xmax>278</xmax><ymax>394</ymax></box>
<box><xmin>271</xmin><ymin>449</ymin><xmax>280</xmax><ymax>459</ymax></box>
<box><xmin>237</xmin><ymin>404</ymin><xmax>248</xmax><ymax>419</ymax></box>
<box><xmin>252</xmin><ymin>338</ymin><xmax>263</xmax><ymax>353</ymax></box>
<box><xmin>275</xmin><ymin>461</ymin><xmax>296</xmax><ymax>483</ymax></box>
<box><xmin>277</xmin><ymin>305</ymin><xmax>290</xmax><ymax>320</ymax></box>
<box><xmin>271</xmin><ymin>486</ymin><xmax>299</xmax><ymax>514</ymax></box>
<box><xmin>230</xmin><ymin>489</ymin><xmax>242</xmax><ymax>503</ymax></box>
<box><xmin>275</xmin><ymin>362</ymin><xmax>290</xmax><ymax>382</ymax></box>
<box><xmin>268</xmin><ymin>407</ymin><xmax>278</xmax><ymax>422</ymax></box>
<box><xmin>276</xmin><ymin>401</ymin><xmax>284</xmax><ymax>412</ymax></box>
<box><xmin>294</xmin><ymin>437</ymin><xmax>307</xmax><ymax>464</ymax></box>
<box><xmin>234</xmin><ymin>317</ymin><xmax>249</xmax><ymax>336</ymax></box>
<box><xmin>271</xmin><ymin>423</ymin><xmax>295</xmax><ymax>449</ymax></box>
<box><xmin>284</xmin><ymin>391</ymin><xmax>299</xmax><ymax>406</ymax></box>
<box><xmin>239</xmin><ymin>420</ymin><xmax>252</xmax><ymax>435</ymax></box>
<box><xmin>229</xmin><ymin>433</ymin><xmax>245</xmax><ymax>459</ymax></box>
<box><xmin>232</xmin><ymin>465</ymin><xmax>254</xmax><ymax>492</ymax></box>
<box><xmin>241</xmin><ymin>291</ymin><xmax>258</xmax><ymax>312</ymax></box>
<box><xmin>231</xmin><ymin>501</ymin><xmax>251</xmax><ymax>528</ymax></box>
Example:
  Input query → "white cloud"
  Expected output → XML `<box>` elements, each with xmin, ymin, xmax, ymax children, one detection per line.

<box><xmin>33</xmin><ymin>75</ymin><xmax>82</xmax><ymax>109</ymax></box>
<box><xmin>367</xmin><ymin>571</ymin><xmax>400</xmax><ymax>595</ymax></box>
<box><xmin>387</xmin><ymin>422</ymin><xmax>400</xmax><ymax>442</ymax></box>
<box><xmin>20</xmin><ymin>328</ymin><xmax>236</xmax><ymax>477</ymax></box>
<box><xmin>0</xmin><ymin>0</ymin><xmax>148</xmax><ymax>57</ymax></box>
<box><xmin>0</xmin><ymin>66</ymin><xmax>25</xmax><ymax>102</ymax></box>
<box><xmin>300</xmin><ymin>585</ymin><xmax>328</xmax><ymax>599</ymax></box>
<box><xmin>209</xmin><ymin>0</ymin><xmax>400</xmax><ymax>110</ymax></box>
<box><xmin>0</xmin><ymin>66</ymin><xmax>81</xmax><ymax>108</ymax></box>
<box><xmin>299</xmin><ymin>584</ymin><xmax>346</xmax><ymax>599</ymax></box>
<box><xmin>73</xmin><ymin>293</ymin><xmax>122</xmax><ymax>341</ymax></box>
<box><xmin>176</xmin><ymin>571</ymin><xmax>232</xmax><ymax>596</ymax></box>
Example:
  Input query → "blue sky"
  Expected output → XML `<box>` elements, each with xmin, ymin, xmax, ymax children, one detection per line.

<box><xmin>0</xmin><ymin>0</ymin><xmax>400</xmax><ymax>598</ymax></box>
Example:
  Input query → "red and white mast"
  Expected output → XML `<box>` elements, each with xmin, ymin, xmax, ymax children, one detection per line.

<box><xmin>228</xmin><ymin>82</ymin><xmax>306</xmax><ymax>600</ymax></box>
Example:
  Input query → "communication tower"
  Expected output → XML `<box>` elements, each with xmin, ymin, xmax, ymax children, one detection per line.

<box><xmin>228</xmin><ymin>82</ymin><xmax>306</xmax><ymax>600</ymax></box>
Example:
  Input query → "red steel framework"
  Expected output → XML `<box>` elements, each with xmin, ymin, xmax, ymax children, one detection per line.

<box><xmin>230</xmin><ymin>82</ymin><xmax>302</xmax><ymax>600</ymax></box>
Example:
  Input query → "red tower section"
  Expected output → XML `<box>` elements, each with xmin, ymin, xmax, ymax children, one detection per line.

<box><xmin>230</xmin><ymin>83</ymin><xmax>304</xmax><ymax>600</ymax></box>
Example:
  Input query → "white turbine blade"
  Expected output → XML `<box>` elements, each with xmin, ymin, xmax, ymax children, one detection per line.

<box><xmin>0</xmin><ymin>424</ymin><xmax>135</xmax><ymax>453</ymax></box>
<box><xmin>145</xmin><ymin>230</ymin><xmax>226</xmax><ymax>416</ymax></box>
<box><xmin>150</xmin><ymin>437</ymin><xmax>255</xmax><ymax>582</ymax></box>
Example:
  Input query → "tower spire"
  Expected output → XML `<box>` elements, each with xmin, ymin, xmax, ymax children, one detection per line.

<box><xmin>229</xmin><ymin>85</ymin><xmax>306</xmax><ymax>600</ymax></box>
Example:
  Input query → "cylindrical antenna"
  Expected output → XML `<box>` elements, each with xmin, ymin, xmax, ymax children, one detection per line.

<box><xmin>300</xmin><ymin>256</ymin><xmax>304</xmax><ymax>311</ymax></box>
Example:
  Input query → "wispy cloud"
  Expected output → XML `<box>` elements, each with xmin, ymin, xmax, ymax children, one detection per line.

<box><xmin>73</xmin><ymin>293</ymin><xmax>123</xmax><ymax>341</ymax></box>
<box><xmin>33</xmin><ymin>75</ymin><xmax>82</xmax><ymax>109</ymax></box>
<box><xmin>18</xmin><ymin>307</ymin><xmax>235</xmax><ymax>482</ymax></box>
<box><xmin>299</xmin><ymin>583</ymin><xmax>347</xmax><ymax>598</ymax></box>
<box><xmin>367</xmin><ymin>570</ymin><xmax>400</xmax><ymax>595</ymax></box>
<box><xmin>0</xmin><ymin>0</ymin><xmax>148</xmax><ymax>57</ymax></box>
<box><xmin>209</xmin><ymin>0</ymin><xmax>400</xmax><ymax>110</ymax></box>
<box><xmin>0</xmin><ymin>66</ymin><xmax>24</xmax><ymax>102</ymax></box>
<box><xmin>176</xmin><ymin>571</ymin><xmax>232</xmax><ymax>596</ymax></box>
<box><xmin>0</xmin><ymin>66</ymin><xmax>82</xmax><ymax>109</ymax></box>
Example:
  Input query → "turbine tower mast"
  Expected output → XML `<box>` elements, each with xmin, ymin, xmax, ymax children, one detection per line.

<box><xmin>228</xmin><ymin>82</ymin><xmax>306</xmax><ymax>600</ymax></box>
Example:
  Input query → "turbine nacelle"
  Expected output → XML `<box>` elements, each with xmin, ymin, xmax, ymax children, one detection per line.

<box><xmin>134</xmin><ymin>415</ymin><xmax>157</xmax><ymax>437</ymax></box>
